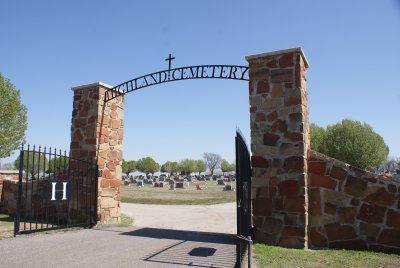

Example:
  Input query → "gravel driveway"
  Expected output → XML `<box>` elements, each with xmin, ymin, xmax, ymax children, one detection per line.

<box><xmin>121</xmin><ymin>202</ymin><xmax>237</xmax><ymax>234</ymax></box>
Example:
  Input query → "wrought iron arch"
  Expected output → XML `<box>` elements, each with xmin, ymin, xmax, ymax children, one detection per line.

<box><xmin>104</xmin><ymin>64</ymin><xmax>249</xmax><ymax>102</ymax></box>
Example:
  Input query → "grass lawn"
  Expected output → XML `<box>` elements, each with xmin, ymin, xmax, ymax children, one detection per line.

<box><xmin>121</xmin><ymin>180</ymin><xmax>236</xmax><ymax>205</ymax></box>
<box><xmin>253</xmin><ymin>244</ymin><xmax>400</xmax><ymax>268</ymax></box>
<box><xmin>0</xmin><ymin>214</ymin><xmax>14</xmax><ymax>239</ymax></box>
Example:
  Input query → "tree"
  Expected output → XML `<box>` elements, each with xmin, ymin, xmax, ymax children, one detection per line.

<box><xmin>195</xmin><ymin>160</ymin><xmax>206</xmax><ymax>175</ymax></box>
<box><xmin>161</xmin><ymin>161</ymin><xmax>179</xmax><ymax>175</ymax></box>
<box><xmin>14</xmin><ymin>152</ymin><xmax>48</xmax><ymax>178</ymax></box>
<box><xmin>310</xmin><ymin>123</ymin><xmax>326</xmax><ymax>153</ymax></box>
<box><xmin>221</xmin><ymin>160</ymin><xmax>236</xmax><ymax>175</ymax></box>
<box><xmin>136</xmin><ymin>157</ymin><xmax>160</xmax><ymax>175</ymax></box>
<box><xmin>203</xmin><ymin>152</ymin><xmax>222</xmax><ymax>176</ymax></box>
<box><xmin>0</xmin><ymin>73</ymin><xmax>28</xmax><ymax>158</ymax></box>
<box><xmin>47</xmin><ymin>156</ymin><xmax>69</xmax><ymax>174</ymax></box>
<box><xmin>324</xmin><ymin>119</ymin><xmax>389</xmax><ymax>170</ymax></box>
<box><xmin>122</xmin><ymin>159</ymin><xmax>136</xmax><ymax>175</ymax></box>
<box><xmin>220</xmin><ymin>160</ymin><xmax>230</xmax><ymax>175</ymax></box>
<box><xmin>179</xmin><ymin>159</ymin><xmax>197</xmax><ymax>175</ymax></box>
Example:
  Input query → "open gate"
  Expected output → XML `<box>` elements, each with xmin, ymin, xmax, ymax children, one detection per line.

<box><xmin>14</xmin><ymin>145</ymin><xmax>98</xmax><ymax>236</ymax></box>
<box><xmin>235</xmin><ymin>131</ymin><xmax>252</xmax><ymax>268</ymax></box>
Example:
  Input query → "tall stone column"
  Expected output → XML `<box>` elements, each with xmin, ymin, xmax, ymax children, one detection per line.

<box><xmin>247</xmin><ymin>48</ymin><xmax>310</xmax><ymax>248</ymax></box>
<box><xmin>70</xmin><ymin>82</ymin><xmax>124</xmax><ymax>224</ymax></box>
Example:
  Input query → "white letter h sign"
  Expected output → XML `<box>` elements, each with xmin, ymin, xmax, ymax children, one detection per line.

<box><xmin>50</xmin><ymin>182</ymin><xmax>68</xmax><ymax>201</ymax></box>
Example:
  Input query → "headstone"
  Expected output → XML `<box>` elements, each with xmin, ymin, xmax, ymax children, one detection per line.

<box><xmin>196</xmin><ymin>184</ymin><xmax>202</xmax><ymax>190</ymax></box>
<box><xmin>176</xmin><ymin>182</ymin><xmax>184</xmax><ymax>189</ymax></box>
<box><xmin>217</xmin><ymin>179</ymin><xmax>225</xmax><ymax>186</ymax></box>
<box><xmin>159</xmin><ymin>177</ymin><xmax>165</xmax><ymax>182</ymax></box>
<box><xmin>123</xmin><ymin>181</ymin><xmax>130</xmax><ymax>186</ymax></box>
<box><xmin>169</xmin><ymin>179</ymin><xmax>175</xmax><ymax>185</ymax></box>
<box><xmin>154</xmin><ymin>182</ymin><xmax>159</xmax><ymax>187</ymax></box>
<box><xmin>223</xmin><ymin>184</ymin><xmax>233</xmax><ymax>191</ymax></box>
<box><xmin>159</xmin><ymin>182</ymin><xmax>164</xmax><ymax>188</ymax></box>
<box><xmin>169</xmin><ymin>184</ymin><xmax>175</xmax><ymax>190</ymax></box>
<box><xmin>132</xmin><ymin>179</ymin><xmax>138</xmax><ymax>184</ymax></box>
<box><xmin>137</xmin><ymin>181</ymin><xmax>144</xmax><ymax>188</ymax></box>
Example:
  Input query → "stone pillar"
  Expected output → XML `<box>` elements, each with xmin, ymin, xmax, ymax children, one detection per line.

<box><xmin>70</xmin><ymin>82</ymin><xmax>124</xmax><ymax>224</ymax></box>
<box><xmin>247</xmin><ymin>48</ymin><xmax>310</xmax><ymax>248</ymax></box>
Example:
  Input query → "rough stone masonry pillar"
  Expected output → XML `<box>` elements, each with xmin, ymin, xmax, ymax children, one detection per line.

<box><xmin>70</xmin><ymin>82</ymin><xmax>124</xmax><ymax>224</ymax></box>
<box><xmin>246</xmin><ymin>48</ymin><xmax>310</xmax><ymax>248</ymax></box>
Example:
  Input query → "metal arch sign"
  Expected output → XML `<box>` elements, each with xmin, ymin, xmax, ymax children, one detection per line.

<box><xmin>104</xmin><ymin>54</ymin><xmax>249</xmax><ymax>102</ymax></box>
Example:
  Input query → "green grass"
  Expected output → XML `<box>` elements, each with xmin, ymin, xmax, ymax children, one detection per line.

<box><xmin>117</xmin><ymin>213</ymin><xmax>134</xmax><ymax>227</ymax></box>
<box><xmin>121</xmin><ymin>180</ymin><xmax>236</xmax><ymax>205</ymax></box>
<box><xmin>253</xmin><ymin>244</ymin><xmax>400</xmax><ymax>268</ymax></box>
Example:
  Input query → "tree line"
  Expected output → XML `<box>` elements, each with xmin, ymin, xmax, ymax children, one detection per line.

<box><xmin>123</xmin><ymin>152</ymin><xmax>236</xmax><ymax>176</ymax></box>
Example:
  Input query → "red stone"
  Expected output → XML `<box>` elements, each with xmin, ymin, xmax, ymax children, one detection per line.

<box><xmin>253</xmin><ymin>198</ymin><xmax>272</xmax><ymax>216</ymax></box>
<box><xmin>278</xmin><ymin>180</ymin><xmax>298</xmax><ymax>196</ymax></box>
<box><xmin>251</xmin><ymin>156</ymin><xmax>269</xmax><ymax>168</ymax></box>
<box><xmin>324</xmin><ymin>202</ymin><xmax>337</xmax><ymax>215</ymax></box>
<box><xmin>329</xmin><ymin>166</ymin><xmax>347</xmax><ymax>181</ymax></box>
<box><xmin>271</xmin><ymin>69</ymin><xmax>293</xmax><ymax>83</ymax></box>
<box><xmin>100</xmin><ymin>179</ymin><xmax>110</xmax><ymax>188</ymax></box>
<box><xmin>308</xmin><ymin>162</ymin><xmax>326</xmax><ymax>175</ymax></box>
<box><xmin>266</xmin><ymin>59</ymin><xmax>278</xmax><ymax>68</ymax></box>
<box><xmin>283</xmin><ymin>156</ymin><xmax>304</xmax><ymax>173</ymax></box>
<box><xmin>111</xmin><ymin>104</ymin><xmax>118</xmax><ymax>110</ymax></box>
<box><xmin>266</xmin><ymin>111</ymin><xmax>278</xmax><ymax>121</ymax></box>
<box><xmin>362</xmin><ymin>187</ymin><xmax>395</xmax><ymax>207</ymax></box>
<box><xmin>263</xmin><ymin>133</ymin><xmax>280</xmax><ymax>146</ymax></box>
<box><xmin>378</xmin><ymin>229</ymin><xmax>400</xmax><ymax>247</ymax></box>
<box><xmin>289</xmin><ymin>113</ymin><xmax>302</xmax><ymax>122</ymax></box>
<box><xmin>387</xmin><ymin>209</ymin><xmax>400</xmax><ymax>229</ymax></box>
<box><xmin>257</xmin><ymin>80</ymin><xmax>269</xmax><ymax>94</ymax></box>
<box><xmin>262</xmin><ymin>217</ymin><xmax>283</xmax><ymax>234</ymax></box>
<box><xmin>324</xmin><ymin>223</ymin><xmax>357</xmax><ymax>241</ymax></box>
<box><xmin>256</xmin><ymin>187</ymin><xmax>269</xmax><ymax>198</ymax></box>
<box><xmin>282</xmin><ymin>226</ymin><xmax>304</xmax><ymax>237</ymax></box>
<box><xmin>369</xmin><ymin>244</ymin><xmax>400</xmax><ymax>254</ymax></box>
<box><xmin>344</xmin><ymin>176</ymin><xmax>367</xmax><ymax>197</ymax></box>
<box><xmin>279</xmin><ymin>54</ymin><xmax>294</xmax><ymax>68</ymax></box>
<box><xmin>271</xmin><ymin>119</ymin><xmax>288</xmax><ymax>132</ymax></box>
<box><xmin>284</xmin><ymin>196</ymin><xmax>305</xmax><ymax>212</ymax></box>
<box><xmin>310</xmin><ymin>227</ymin><xmax>328</xmax><ymax>247</ymax></box>
<box><xmin>255</xmin><ymin>113</ymin><xmax>265</xmax><ymax>122</ymax></box>
<box><xmin>329</xmin><ymin>240</ymin><xmax>367</xmax><ymax>250</ymax></box>
<box><xmin>338</xmin><ymin>207</ymin><xmax>357</xmax><ymax>223</ymax></box>
<box><xmin>110</xmin><ymin>179</ymin><xmax>121</xmax><ymax>188</ymax></box>
<box><xmin>106</xmin><ymin>162</ymin><xmax>116</xmax><ymax>171</ymax></box>
<box><xmin>310</xmin><ymin>174</ymin><xmax>337</xmax><ymax>189</ymax></box>
<box><xmin>103</xmin><ymin>169</ymin><xmax>112</xmax><ymax>179</ymax></box>
<box><xmin>284</xmin><ymin>132</ymin><xmax>303</xmax><ymax>142</ymax></box>
<box><xmin>284</xmin><ymin>88</ymin><xmax>302</xmax><ymax>106</ymax></box>
<box><xmin>310</xmin><ymin>188</ymin><xmax>321</xmax><ymax>216</ymax></box>
<box><xmin>357</xmin><ymin>203</ymin><xmax>386</xmax><ymax>223</ymax></box>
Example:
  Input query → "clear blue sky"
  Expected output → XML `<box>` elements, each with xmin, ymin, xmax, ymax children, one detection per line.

<box><xmin>1</xmin><ymin>0</ymin><xmax>400</xmax><ymax>165</ymax></box>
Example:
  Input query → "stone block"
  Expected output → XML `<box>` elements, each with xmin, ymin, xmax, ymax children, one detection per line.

<box><xmin>310</xmin><ymin>227</ymin><xmax>328</xmax><ymax>247</ymax></box>
<box><xmin>324</xmin><ymin>223</ymin><xmax>357</xmax><ymax>241</ymax></box>
<box><xmin>282</xmin><ymin>226</ymin><xmax>305</xmax><ymax>237</ymax></box>
<box><xmin>251</xmin><ymin>156</ymin><xmax>269</xmax><ymax>168</ymax></box>
<box><xmin>308</xmin><ymin>161</ymin><xmax>326</xmax><ymax>175</ymax></box>
<box><xmin>278</xmin><ymin>237</ymin><xmax>304</xmax><ymax>249</ymax></box>
<box><xmin>263</xmin><ymin>132</ymin><xmax>280</xmax><ymax>146</ymax></box>
<box><xmin>329</xmin><ymin>166</ymin><xmax>347</xmax><ymax>181</ymax></box>
<box><xmin>324</xmin><ymin>190</ymin><xmax>350</xmax><ymax>206</ymax></box>
<box><xmin>284</xmin><ymin>196</ymin><xmax>305</xmax><ymax>212</ymax></box>
<box><xmin>357</xmin><ymin>203</ymin><xmax>386</xmax><ymax>223</ymax></box>
<box><xmin>338</xmin><ymin>207</ymin><xmax>357</xmax><ymax>223</ymax></box>
<box><xmin>310</xmin><ymin>188</ymin><xmax>321</xmax><ymax>216</ymax></box>
<box><xmin>263</xmin><ymin>217</ymin><xmax>283</xmax><ymax>234</ymax></box>
<box><xmin>362</xmin><ymin>187</ymin><xmax>395</xmax><ymax>207</ymax></box>
<box><xmin>378</xmin><ymin>229</ymin><xmax>400</xmax><ymax>247</ymax></box>
<box><xmin>283</xmin><ymin>156</ymin><xmax>304</xmax><ymax>173</ymax></box>
<box><xmin>310</xmin><ymin>174</ymin><xmax>337</xmax><ymax>190</ymax></box>
<box><xmin>386</xmin><ymin>209</ymin><xmax>400</xmax><ymax>229</ymax></box>
<box><xmin>253</xmin><ymin>198</ymin><xmax>272</xmax><ymax>216</ymax></box>
<box><xmin>344</xmin><ymin>176</ymin><xmax>367</xmax><ymax>197</ymax></box>
<box><xmin>278</xmin><ymin>180</ymin><xmax>298</xmax><ymax>196</ymax></box>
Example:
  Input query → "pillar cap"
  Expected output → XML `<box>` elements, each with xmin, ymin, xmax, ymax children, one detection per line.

<box><xmin>246</xmin><ymin>47</ymin><xmax>309</xmax><ymax>68</ymax></box>
<box><xmin>71</xmin><ymin>82</ymin><xmax>113</xmax><ymax>91</ymax></box>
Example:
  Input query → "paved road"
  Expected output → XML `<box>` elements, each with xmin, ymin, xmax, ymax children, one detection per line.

<box><xmin>121</xmin><ymin>202</ymin><xmax>237</xmax><ymax>234</ymax></box>
<box><xmin>0</xmin><ymin>203</ymin><xmax>238</xmax><ymax>267</ymax></box>
<box><xmin>0</xmin><ymin>226</ymin><xmax>236</xmax><ymax>268</ymax></box>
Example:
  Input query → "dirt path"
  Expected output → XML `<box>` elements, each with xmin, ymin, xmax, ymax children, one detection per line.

<box><xmin>121</xmin><ymin>202</ymin><xmax>236</xmax><ymax>234</ymax></box>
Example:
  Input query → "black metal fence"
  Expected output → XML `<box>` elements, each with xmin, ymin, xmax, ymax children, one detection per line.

<box><xmin>235</xmin><ymin>131</ymin><xmax>252</xmax><ymax>268</ymax></box>
<box><xmin>14</xmin><ymin>145</ymin><xmax>98</xmax><ymax>236</ymax></box>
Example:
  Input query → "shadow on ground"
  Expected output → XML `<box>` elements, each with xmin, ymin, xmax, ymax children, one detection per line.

<box><xmin>120</xmin><ymin>228</ymin><xmax>237</xmax><ymax>268</ymax></box>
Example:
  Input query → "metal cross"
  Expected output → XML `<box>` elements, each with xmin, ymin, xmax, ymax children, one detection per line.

<box><xmin>165</xmin><ymin>53</ymin><xmax>175</xmax><ymax>71</ymax></box>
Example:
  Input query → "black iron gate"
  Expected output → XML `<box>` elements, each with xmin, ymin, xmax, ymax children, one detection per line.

<box><xmin>14</xmin><ymin>145</ymin><xmax>98</xmax><ymax>236</ymax></box>
<box><xmin>235</xmin><ymin>131</ymin><xmax>252</xmax><ymax>268</ymax></box>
